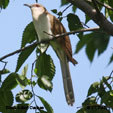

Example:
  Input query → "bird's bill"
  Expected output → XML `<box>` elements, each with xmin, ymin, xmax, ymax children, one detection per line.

<box><xmin>24</xmin><ymin>4</ymin><xmax>31</xmax><ymax>8</ymax></box>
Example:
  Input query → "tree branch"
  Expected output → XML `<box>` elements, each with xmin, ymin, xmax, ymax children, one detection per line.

<box><xmin>67</xmin><ymin>0</ymin><xmax>113</xmax><ymax>36</ymax></box>
<box><xmin>0</xmin><ymin>27</ymin><xmax>99</xmax><ymax>61</ymax></box>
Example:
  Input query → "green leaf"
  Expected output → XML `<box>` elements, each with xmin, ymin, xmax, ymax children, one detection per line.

<box><xmin>108</xmin><ymin>54</ymin><xmax>113</xmax><ymax>65</ymax></box>
<box><xmin>98</xmin><ymin>82</ymin><xmax>106</xmax><ymax>97</ymax></box>
<box><xmin>35</xmin><ymin>53</ymin><xmax>55</xmax><ymax>80</ymax></box>
<box><xmin>16</xmin><ymin>73</ymin><xmax>28</xmax><ymax>89</ymax></box>
<box><xmin>86</xmin><ymin>40</ymin><xmax>96</xmax><ymax>62</ymax></box>
<box><xmin>38</xmin><ymin>96</ymin><xmax>53</xmax><ymax>113</ymax></box>
<box><xmin>0</xmin><ymin>69</ymin><xmax>10</xmax><ymax>75</ymax></box>
<box><xmin>75</xmin><ymin>32</ymin><xmax>110</xmax><ymax>62</ymax></box>
<box><xmin>0</xmin><ymin>89</ymin><xmax>13</xmax><ymax>113</ymax></box>
<box><xmin>35</xmin><ymin>53</ymin><xmax>55</xmax><ymax>91</ymax></box>
<box><xmin>51</xmin><ymin>9</ymin><xmax>57</xmax><ymax>14</ymax></box>
<box><xmin>101</xmin><ymin>91</ymin><xmax>113</xmax><ymax>109</ymax></box>
<box><xmin>108</xmin><ymin>0</ymin><xmax>113</xmax><ymax>8</ymax></box>
<box><xmin>67</xmin><ymin>13</ymin><xmax>83</xmax><ymax>31</ymax></box>
<box><xmin>57</xmin><ymin>11</ymin><xmax>62</xmax><ymax>16</ymax></box>
<box><xmin>87</xmin><ymin>82</ymin><xmax>100</xmax><ymax>96</ymax></box>
<box><xmin>16</xmin><ymin>90</ymin><xmax>32</xmax><ymax>102</ymax></box>
<box><xmin>39</xmin><ymin>110</ymin><xmax>48</xmax><ymax>113</ymax></box>
<box><xmin>15</xmin><ymin>44</ymin><xmax>37</xmax><ymax>72</ymax></box>
<box><xmin>82</xmin><ymin>97</ymin><xmax>97</xmax><ymax>107</ymax></box>
<box><xmin>95</xmin><ymin>33</ymin><xmax>110</xmax><ymax>56</ymax></box>
<box><xmin>0</xmin><ymin>0</ymin><xmax>9</xmax><ymax>9</ymax></box>
<box><xmin>16</xmin><ymin>65</ymin><xmax>29</xmax><ymax>89</ymax></box>
<box><xmin>85</xmin><ymin>15</ymin><xmax>90</xmax><ymax>24</ymax></box>
<box><xmin>72</xmin><ymin>5</ymin><xmax>77</xmax><ymax>13</ymax></box>
<box><xmin>75</xmin><ymin>34</ymin><xmax>91</xmax><ymax>53</ymax></box>
<box><xmin>21</xmin><ymin>22</ymin><xmax>37</xmax><ymax>48</ymax></box>
<box><xmin>108</xmin><ymin>10</ymin><xmax>113</xmax><ymax>22</ymax></box>
<box><xmin>105</xmin><ymin>8</ymin><xmax>109</xmax><ymax>18</ymax></box>
<box><xmin>1</xmin><ymin>73</ymin><xmax>18</xmax><ymax>90</ymax></box>
<box><xmin>61</xmin><ymin>0</ymin><xmax>69</xmax><ymax>6</ymax></box>
<box><xmin>102</xmin><ymin>76</ymin><xmax>112</xmax><ymax>90</ymax></box>
<box><xmin>76</xmin><ymin>108</ymin><xmax>84</xmax><ymax>113</ymax></box>
<box><xmin>21</xmin><ymin>64</ymin><xmax>28</xmax><ymax>77</ymax></box>
<box><xmin>37</xmin><ymin>75</ymin><xmax>53</xmax><ymax>92</ymax></box>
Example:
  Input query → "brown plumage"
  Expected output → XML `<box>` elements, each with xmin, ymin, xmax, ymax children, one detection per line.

<box><xmin>49</xmin><ymin>13</ymin><xmax>77</xmax><ymax>65</ymax></box>
<box><xmin>24</xmin><ymin>3</ymin><xmax>78</xmax><ymax>105</ymax></box>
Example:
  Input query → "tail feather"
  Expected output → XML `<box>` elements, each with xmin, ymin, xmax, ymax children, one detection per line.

<box><xmin>60</xmin><ymin>55</ymin><xmax>75</xmax><ymax>106</ymax></box>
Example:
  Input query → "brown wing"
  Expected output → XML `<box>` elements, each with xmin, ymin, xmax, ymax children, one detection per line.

<box><xmin>48</xmin><ymin>13</ymin><xmax>77</xmax><ymax>65</ymax></box>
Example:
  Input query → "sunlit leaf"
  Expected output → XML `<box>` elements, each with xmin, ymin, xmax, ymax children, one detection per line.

<box><xmin>87</xmin><ymin>82</ymin><xmax>100</xmax><ymax>96</ymax></box>
<box><xmin>16</xmin><ymin>90</ymin><xmax>32</xmax><ymax>102</ymax></box>
<box><xmin>21</xmin><ymin>64</ymin><xmax>28</xmax><ymax>77</ymax></box>
<box><xmin>37</xmin><ymin>75</ymin><xmax>53</xmax><ymax>92</ymax></box>
<box><xmin>82</xmin><ymin>97</ymin><xmax>97</xmax><ymax>106</ymax></box>
<box><xmin>16</xmin><ymin>73</ymin><xmax>28</xmax><ymax>89</ymax></box>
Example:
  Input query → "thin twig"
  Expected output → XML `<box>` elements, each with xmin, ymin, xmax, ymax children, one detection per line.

<box><xmin>58</xmin><ymin>4</ymin><xmax>72</xmax><ymax>20</ymax></box>
<box><xmin>0</xmin><ymin>41</ymin><xmax>37</xmax><ymax>61</ymax></box>
<box><xmin>81</xmin><ymin>22</ymin><xmax>90</xmax><ymax>28</ymax></box>
<box><xmin>109</xmin><ymin>70</ymin><xmax>113</xmax><ymax>78</ymax></box>
<box><xmin>0</xmin><ymin>27</ymin><xmax>100</xmax><ymax>61</ymax></box>
<box><xmin>95</xmin><ymin>0</ymin><xmax>113</xmax><ymax>11</ymax></box>
<box><xmin>31</xmin><ymin>59</ymin><xmax>38</xmax><ymax>113</ymax></box>
<box><xmin>87</xmin><ymin>0</ymin><xmax>113</xmax><ymax>11</ymax></box>
<box><xmin>62</xmin><ymin>4</ymin><xmax>72</xmax><ymax>14</ymax></box>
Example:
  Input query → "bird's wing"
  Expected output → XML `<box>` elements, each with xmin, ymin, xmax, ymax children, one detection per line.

<box><xmin>48</xmin><ymin>13</ymin><xmax>77</xmax><ymax>65</ymax></box>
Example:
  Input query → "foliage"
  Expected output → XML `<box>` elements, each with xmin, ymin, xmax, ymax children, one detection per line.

<box><xmin>60</xmin><ymin>0</ymin><xmax>113</xmax><ymax>64</ymax></box>
<box><xmin>77</xmin><ymin>74</ymin><xmax>113</xmax><ymax>113</ymax></box>
<box><xmin>0</xmin><ymin>0</ymin><xmax>9</xmax><ymax>9</ymax></box>
<box><xmin>0</xmin><ymin>0</ymin><xmax>113</xmax><ymax>113</ymax></box>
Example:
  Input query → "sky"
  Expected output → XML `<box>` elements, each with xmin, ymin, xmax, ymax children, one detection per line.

<box><xmin>0</xmin><ymin>0</ymin><xmax>113</xmax><ymax>113</ymax></box>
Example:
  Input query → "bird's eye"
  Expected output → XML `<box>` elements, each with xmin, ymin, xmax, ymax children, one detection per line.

<box><xmin>35</xmin><ymin>4</ymin><xmax>40</xmax><ymax>7</ymax></box>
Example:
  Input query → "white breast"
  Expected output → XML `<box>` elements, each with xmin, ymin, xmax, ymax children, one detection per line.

<box><xmin>33</xmin><ymin>12</ymin><xmax>52</xmax><ymax>42</ymax></box>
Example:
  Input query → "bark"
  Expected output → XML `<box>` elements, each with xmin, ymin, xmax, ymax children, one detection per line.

<box><xmin>67</xmin><ymin>0</ymin><xmax>113</xmax><ymax>36</ymax></box>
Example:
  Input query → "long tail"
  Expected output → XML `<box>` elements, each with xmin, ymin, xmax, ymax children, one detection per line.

<box><xmin>60</xmin><ymin>56</ymin><xmax>75</xmax><ymax>106</ymax></box>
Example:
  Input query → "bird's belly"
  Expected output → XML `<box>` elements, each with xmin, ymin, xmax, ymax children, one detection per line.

<box><xmin>33</xmin><ymin>15</ymin><xmax>52</xmax><ymax>42</ymax></box>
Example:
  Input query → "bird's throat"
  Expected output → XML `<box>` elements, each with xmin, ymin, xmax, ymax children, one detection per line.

<box><xmin>33</xmin><ymin>13</ymin><xmax>52</xmax><ymax>42</ymax></box>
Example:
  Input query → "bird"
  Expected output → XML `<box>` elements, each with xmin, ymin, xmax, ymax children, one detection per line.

<box><xmin>24</xmin><ymin>3</ymin><xmax>78</xmax><ymax>106</ymax></box>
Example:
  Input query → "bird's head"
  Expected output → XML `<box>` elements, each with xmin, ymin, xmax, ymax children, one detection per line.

<box><xmin>24</xmin><ymin>3</ymin><xmax>46</xmax><ymax>16</ymax></box>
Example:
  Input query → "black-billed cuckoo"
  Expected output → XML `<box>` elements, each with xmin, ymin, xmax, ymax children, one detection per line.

<box><xmin>24</xmin><ymin>3</ymin><xmax>78</xmax><ymax>106</ymax></box>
